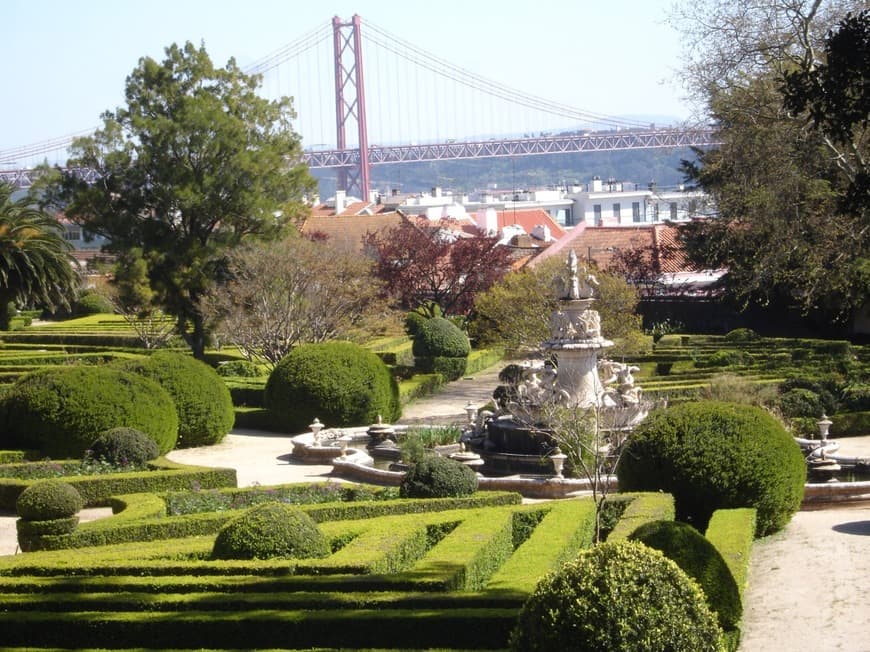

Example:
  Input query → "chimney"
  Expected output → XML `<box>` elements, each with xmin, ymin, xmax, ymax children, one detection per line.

<box><xmin>335</xmin><ymin>190</ymin><xmax>347</xmax><ymax>214</ymax></box>
<box><xmin>591</xmin><ymin>176</ymin><xmax>603</xmax><ymax>192</ymax></box>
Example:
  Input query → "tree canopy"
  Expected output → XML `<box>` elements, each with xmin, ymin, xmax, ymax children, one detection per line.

<box><xmin>364</xmin><ymin>218</ymin><xmax>514</xmax><ymax>318</ymax></box>
<box><xmin>672</xmin><ymin>1</ymin><xmax>869</xmax><ymax>325</ymax></box>
<box><xmin>52</xmin><ymin>41</ymin><xmax>316</xmax><ymax>357</ymax></box>
<box><xmin>0</xmin><ymin>182</ymin><xmax>79</xmax><ymax>329</ymax></box>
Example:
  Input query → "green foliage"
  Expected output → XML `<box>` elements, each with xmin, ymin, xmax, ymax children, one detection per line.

<box><xmin>617</xmin><ymin>402</ymin><xmax>806</xmax><ymax>536</ymax></box>
<box><xmin>211</xmin><ymin>502</ymin><xmax>330</xmax><ymax>560</ymax></box>
<box><xmin>0</xmin><ymin>183</ymin><xmax>79</xmax><ymax>330</ymax></box>
<box><xmin>0</xmin><ymin>366</ymin><xmax>178</xmax><ymax>458</ymax></box>
<box><xmin>265</xmin><ymin>341</ymin><xmax>400</xmax><ymax>433</ymax></box>
<box><xmin>510</xmin><ymin>540</ymin><xmax>724</xmax><ymax>652</ymax></box>
<box><xmin>216</xmin><ymin>359</ymin><xmax>266</xmax><ymax>377</ymax></box>
<box><xmin>704</xmin><ymin>508</ymin><xmax>757</xmax><ymax>602</ymax></box>
<box><xmin>629</xmin><ymin>520</ymin><xmax>742</xmax><ymax>631</ymax></box>
<box><xmin>88</xmin><ymin>427</ymin><xmax>160</xmax><ymax>467</ymax></box>
<box><xmin>16</xmin><ymin>479</ymin><xmax>83</xmax><ymax>520</ymax></box>
<box><xmin>55</xmin><ymin>42</ymin><xmax>316</xmax><ymax>358</ymax></box>
<box><xmin>116</xmin><ymin>351</ymin><xmax>234</xmax><ymax>448</ymax></box>
<box><xmin>697</xmin><ymin>349</ymin><xmax>749</xmax><ymax>368</ymax></box>
<box><xmin>73</xmin><ymin>291</ymin><xmax>114</xmax><ymax>316</ymax></box>
<box><xmin>412</xmin><ymin>317</ymin><xmax>471</xmax><ymax>358</ymax></box>
<box><xmin>400</xmin><ymin>455</ymin><xmax>479</xmax><ymax>499</ymax></box>
<box><xmin>419</xmin><ymin>355</ymin><xmax>468</xmax><ymax>381</ymax></box>
<box><xmin>724</xmin><ymin>327</ymin><xmax>759</xmax><ymax>342</ymax></box>
<box><xmin>832</xmin><ymin>410</ymin><xmax>870</xmax><ymax>436</ymax></box>
<box><xmin>778</xmin><ymin>387</ymin><xmax>825</xmax><ymax>419</ymax></box>
<box><xmin>470</xmin><ymin>256</ymin><xmax>642</xmax><ymax>353</ymax></box>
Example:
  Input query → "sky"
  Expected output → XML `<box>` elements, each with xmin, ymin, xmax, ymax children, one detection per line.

<box><xmin>1</xmin><ymin>0</ymin><xmax>694</xmax><ymax>166</ymax></box>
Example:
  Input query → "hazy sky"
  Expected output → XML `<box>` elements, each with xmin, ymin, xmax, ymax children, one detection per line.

<box><xmin>2</xmin><ymin>0</ymin><xmax>694</xmax><ymax>165</ymax></box>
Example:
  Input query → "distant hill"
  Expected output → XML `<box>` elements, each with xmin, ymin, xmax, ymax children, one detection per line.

<box><xmin>311</xmin><ymin>146</ymin><xmax>698</xmax><ymax>199</ymax></box>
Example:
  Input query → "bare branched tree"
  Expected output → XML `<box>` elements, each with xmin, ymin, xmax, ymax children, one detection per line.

<box><xmin>205</xmin><ymin>235</ymin><xmax>387</xmax><ymax>367</ymax></box>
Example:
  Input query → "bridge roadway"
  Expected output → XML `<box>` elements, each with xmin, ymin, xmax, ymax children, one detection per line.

<box><xmin>0</xmin><ymin>127</ymin><xmax>719</xmax><ymax>189</ymax></box>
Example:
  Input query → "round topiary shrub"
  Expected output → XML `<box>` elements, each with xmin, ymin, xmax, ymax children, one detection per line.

<box><xmin>264</xmin><ymin>342</ymin><xmax>400</xmax><ymax>433</ymax></box>
<box><xmin>116</xmin><ymin>351</ymin><xmax>234</xmax><ymax>448</ymax></box>
<box><xmin>617</xmin><ymin>401</ymin><xmax>806</xmax><ymax>536</ymax></box>
<box><xmin>629</xmin><ymin>520</ymin><xmax>742</xmax><ymax>632</ymax></box>
<box><xmin>16</xmin><ymin>480</ymin><xmax>84</xmax><ymax>521</ymax></box>
<box><xmin>73</xmin><ymin>291</ymin><xmax>114</xmax><ymax>316</ymax></box>
<box><xmin>211</xmin><ymin>502</ymin><xmax>330</xmax><ymax>560</ymax></box>
<box><xmin>724</xmin><ymin>327</ymin><xmax>759</xmax><ymax>342</ymax></box>
<box><xmin>778</xmin><ymin>387</ymin><xmax>825</xmax><ymax>419</ymax></box>
<box><xmin>400</xmin><ymin>454</ymin><xmax>479</xmax><ymax>498</ymax></box>
<box><xmin>0</xmin><ymin>366</ymin><xmax>178</xmax><ymax>458</ymax></box>
<box><xmin>88</xmin><ymin>427</ymin><xmax>160</xmax><ymax>467</ymax></box>
<box><xmin>412</xmin><ymin>317</ymin><xmax>471</xmax><ymax>358</ymax></box>
<box><xmin>510</xmin><ymin>540</ymin><xmax>723</xmax><ymax>652</ymax></box>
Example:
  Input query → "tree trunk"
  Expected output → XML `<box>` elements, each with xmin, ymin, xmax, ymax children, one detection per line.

<box><xmin>190</xmin><ymin>312</ymin><xmax>207</xmax><ymax>360</ymax></box>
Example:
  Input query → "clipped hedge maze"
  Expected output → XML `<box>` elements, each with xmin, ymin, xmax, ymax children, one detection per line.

<box><xmin>0</xmin><ymin>492</ymin><xmax>753</xmax><ymax>651</ymax></box>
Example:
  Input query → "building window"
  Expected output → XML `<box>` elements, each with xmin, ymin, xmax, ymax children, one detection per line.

<box><xmin>64</xmin><ymin>226</ymin><xmax>81</xmax><ymax>241</ymax></box>
<box><xmin>670</xmin><ymin>202</ymin><xmax>678</xmax><ymax>220</ymax></box>
<box><xmin>652</xmin><ymin>204</ymin><xmax>660</xmax><ymax>221</ymax></box>
<box><xmin>613</xmin><ymin>203</ymin><xmax>621</xmax><ymax>219</ymax></box>
<box><xmin>632</xmin><ymin>202</ymin><xmax>641</xmax><ymax>222</ymax></box>
<box><xmin>593</xmin><ymin>204</ymin><xmax>602</xmax><ymax>225</ymax></box>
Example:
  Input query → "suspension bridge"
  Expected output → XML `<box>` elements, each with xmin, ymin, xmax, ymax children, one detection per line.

<box><xmin>0</xmin><ymin>15</ymin><xmax>717</xmax><ymax>198</ymax></box>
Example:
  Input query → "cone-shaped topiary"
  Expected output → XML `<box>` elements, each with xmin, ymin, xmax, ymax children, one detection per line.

<box><xmin>211</xmin><ymin>502</ymin><xmax>330</xmax><ymax>560</ymax></box>
<box><xmin>0</xmin><ymin>366</ymin><xmax>178</xmax><ymax>457</ymax></box>
<box><xmin>400</xmin><ymin>454</ymin><xmax>479</xmax><ymax>498</ymax></box>
<box><xmin>16</xmin><ymin>479</ymin><xmax>84</xmax><ymax>521</ymax></box>
<box><xmin>89</xmin><ymin>427</ymin><xmax>160</xmax><ymax>467</ymax></box>
<box><xmin>265</xmin><ymin>341</ymin><xmax>400</xmax><ymax>433</ymax></box>
<box><xmin>116</xmin><ymin>351</ymin><xmax>234</xmax><ymax>448</ymax></box>
<box><xmin>510</xmin><ymin>540</ymin><xmax>724</xmax><ymax>652</ymax></box>
<box><xmin>617</xmin><ymin>401</ymin><xmax>806</xmax><ymax>536</ymax></box>
<box><xmin>629</xmin><ymin>520</ymin><xmax>742</xmax><ymax>632</ymax></box>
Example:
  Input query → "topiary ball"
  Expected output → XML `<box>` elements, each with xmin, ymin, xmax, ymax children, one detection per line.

<box><xmin>116</xmin><ymin>351</ymin><xmax>234</xmax><ymax>448</ymax></box>
<box><xmin>400</xmin><ymin>454</ymin><xmax>479</xmax><ymax>498</ymax></box>
<box><xmin>89</xmin><ymin>427</ymin><xmax>160</xmax><ymax>467</ymax></box>
<box><xmin>617</xmin><ymin>401</ymin><xmax>806</xmax><ymax>536</ymax></box>
<box><xmin>510</xmin><ymin>540</ymin><xmax>724</xmax><ymax>652</ymax></box>
<box><xmin>211</xmin><ymin>502</ymin><xmax>330</xmax><ymax>560</ymax></box>
<box><xmin>16</xmin><ymin>479</ymin><xmax>84</xmax><ymax>521</ymax></box>
<box><xmin>412</xmin><ymin>317</ymin><xmax>471</xmax><ymax>358</ymax></box>
<box><xmin>629</xmin><ymin>520</ymin><xmax>742</xmax><ymax>631</ymax></box>
<box><xmin>0</xmin><ymin>366</ymin><xmax>178</xmax><ymax>458</ymax></box>
<box><xmin>264</xmin><ymin>342</ymin><xmax>400</xmax><ymax>433</ymax></box>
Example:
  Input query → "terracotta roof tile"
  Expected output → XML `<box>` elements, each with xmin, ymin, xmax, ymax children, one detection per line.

<box><xmin>299</xmin><ymin>212</ymin><xmax>407</xmax><ymax>254</ymax></box>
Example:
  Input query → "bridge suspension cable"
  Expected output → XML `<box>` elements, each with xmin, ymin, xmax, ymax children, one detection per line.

<box><xmin>363</xmin><ymin>20</ymin><xmax>650</xmax><ymax>132</ymax></box>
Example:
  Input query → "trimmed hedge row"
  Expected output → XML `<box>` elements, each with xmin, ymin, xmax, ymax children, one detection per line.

<box><xmin>0</xmin><ymin>493</ymin><xmax>754</xmax><ymax>651</ymax></box>
<box><xmin>20</xmin><ymin>491</ymin><xmax>522</xmax><ymax>552</ymax></box>
<box><xmin>0</xmin><ymin>458</ymin><xmax>237</xmax><ymax>511</ymax></box>
<box><xmin>606</xmin><ymin>491</ymin><xmax>676</xmax><ymax>541</ymax></box>
<box><xmin>487</xmin><ymin>499</ymin><xmax>596</xmax><ymax>595</ymax></box>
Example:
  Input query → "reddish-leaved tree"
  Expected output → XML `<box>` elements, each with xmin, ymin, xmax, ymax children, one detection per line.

<box><xmin>364</xmin><ymin>219</ymin><xmax>514</xmax><ymax>317</ymax></box>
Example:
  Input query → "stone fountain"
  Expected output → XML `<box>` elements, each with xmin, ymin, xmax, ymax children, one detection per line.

<box><xmin>469</xmin><ymin>250</ymin><xmax>651</xmax><ymax>475</ymax></box>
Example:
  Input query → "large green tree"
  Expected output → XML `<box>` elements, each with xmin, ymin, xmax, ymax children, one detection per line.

<box><xmin>672</xmin><ymin>1</ymin><xmax>869</xmax><ymax>325</ymax></box>
<box><xmin>55</xmin><ymin>42</ymin><xmax>316</xmax><ymax>358</ymax></box>
<box><xmin>0</xmin><ymin>182</ymin><xmax>79</xmax><ymax>329</ymax></box>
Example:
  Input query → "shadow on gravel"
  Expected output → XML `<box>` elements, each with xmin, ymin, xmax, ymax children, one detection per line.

<box><xmin>832</xmin><ymin>520</ymin><xmax>870</xmax><ymax>536</ymax></box>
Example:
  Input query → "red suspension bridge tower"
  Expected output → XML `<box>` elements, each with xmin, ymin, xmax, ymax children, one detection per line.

<box><xmin>332</xmin><ymin>14</ymin><xmax>370</xmax><ymax>200</ymax></box>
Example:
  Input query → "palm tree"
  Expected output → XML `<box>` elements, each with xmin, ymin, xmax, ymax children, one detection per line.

<box><xmin>0</xmin><ymin>182</ymin><xmax>80</xmax><ymax>329</ymax></box>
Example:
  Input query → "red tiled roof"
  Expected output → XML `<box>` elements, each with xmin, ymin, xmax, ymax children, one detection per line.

<box><xmin>491</xmin><ymin>208</ymin><xmax>566</xmax><ymax>241</ymax></box>
<box><xmin>309</xmin><ymin>201</ymin><xmax>387</xmax><ymax>217</ymax></box>
<box><xmin>530</xmin><ymin>223</ymin><xmax>690</xmax><ymax>273</ymax></box>
<box><xmin>299</xmin><ymin>212</ymin><xmax>408</xmax><ymax>254</ymax></box>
